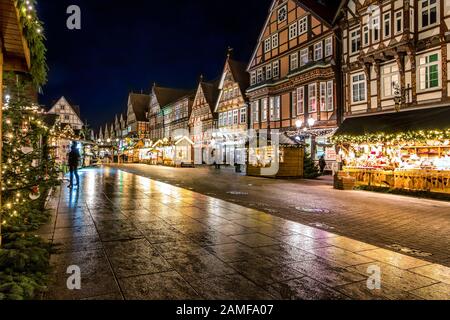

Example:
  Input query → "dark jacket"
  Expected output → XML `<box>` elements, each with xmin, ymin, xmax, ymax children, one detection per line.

<box><xmin>68</xmin><ymin>148</ymin><xmax>81</xmax><ymax>167</ymax></box>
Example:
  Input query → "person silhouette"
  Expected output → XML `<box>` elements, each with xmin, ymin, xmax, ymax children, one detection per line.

<box><xmin>68</xmin><ymin>142</ymin><xmax>81</xmax><ymax>188</ymax></box>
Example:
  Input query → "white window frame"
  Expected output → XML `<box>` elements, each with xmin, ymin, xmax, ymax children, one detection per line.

<box><xmin>326</xmin><ymin>81</ymin><xmax>334</xmax><ymax>112</ymax></box>
<box><xmin>410</xmin><ymin>7</ymin><xmax>415</xmax><ymax>32</ymax></box>
<box><xmin>383</xmin><ymin>12</ymin><xmax>391</xmax><ymax>39</ymax></box>
<box><xmin>266</xmin><ymin>64</ymin><xmax>272</xmax><ymax>80</ymax></box>
<box><xmin>256</xmin><ymin>68</ymin><xmax>263</xmax><ymax>83</ymax></box>
<box><xmin>300</xmin><ymin>48</ymin><xmax>309</xmax><ymax>66</ymax></box>
<box><xmin>297</xmin><ymin>87</ymin><xmax>304</xmax><ymax>115</ymax></box>
<box><xmin>252</xmin><ymin>102</ymin><xmax>259</xmax><ymax>124</ymax></box>
<box><xmin>289</xmin><ymin>22</ymin><xmax>298</xmax><ymax>40</ymax></box>
<box><xmin>395</xmin><ymin>10</ymin><xmax>403</xmax><ymax>35</ymax></box>
<box><xmin>278</xmin><ymin>5</ymin><xmax>287</xmax><ymax>23</ymax></box>
<box><xmin>272</xmin><ymin>33</ymin><xmax>279</xmax><ymax>49</ymax></box>
<box><xmin>218</xmin><ymin>113</ymin><xmax>223</xmax><ymax>127</ymax></box>
<box><xmin>273</xmin><ymin>60</ymin><xmax>280</xmax><ymax>78</ymax></box>
<box><xmin>264</xmin><ymin>38</ymin><xmax>271</xmax><ymax>53</ymax></box>
<box><xmin>381</xmin><ymin>64</ymin><xmax>400</xmax><ymax>98</ymax></box>
<box><xmin>314</xmin><ymin>42</ymin><xmax>323</xmax><ymax>61</ymax></box>
<box><xmin>261</xmin><ymin>98</ymin><xmax>268</xmax><ymax>122</ymax></box>
<box><xmin>418</xmin><ymin>51</ymin><xmax>441</xmax><ymax>91</ymax></box>
<box><xmin>420</xmin><ymin>0</ymin><xmax>439</xmax><ymax>30</ymax></box>
<box><xmin>363</xmin><ymin>25</ymin><xmax>369</xmax><ymax>47</ymax></box>
<box><xmin>350</xmin><ymin>29</ymin><xmax>361</xmax><ymax>54</ymax></box>
<box><xmin>351</xmin><ymin>72</ymin><xmax>367</xmax><ymax>104</ymax></box>
<box><xmin>290</xmin><ymin>52</ymin><xmax>299</xmax><ymax>71</ymax></box>
<box><xmin>298</xmin><ymin>16</ymin><xmax>308</xmax><ymax>35</ymax></box>
<box><xmin>325</xmin><ymin>37</ymin><xmax>333</xmax><ymax>57</ymax></box>
<box><xmin>228</xmin><ymin>111</ymin><xmax>233</xmax><ymax>126</ymax></box>
<box><xmin>233</xmin><ymin>109</ymin><xmax>239</xmax><ymax>125</ymax></box>
<box><xmin>320</xmin><ymin>82</ymin><xmax>327</xmax><ymax>112</ymax></box>
<box><xmin>240</xmin><ymin>107</ymin><xmax>247</xmax><ymax>124</ymax></box>
<box><xmin>308</xmin><ymin>83</ymin><xmax>317</xmax><ymax>113</ymax></box>
<box><xmin>372</xmin><ymin>15</ymin><xmax>380</xmax><ymax>42</ymax></box>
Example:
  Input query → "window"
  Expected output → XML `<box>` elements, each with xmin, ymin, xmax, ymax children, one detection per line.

<box><xmin>299</xmin><ymin>16</ymin><xmax>308</xmax><ymax>35</ymax></box>
<box><xmin>350</xmin><ymin>29</ymin><xmax>361</xmax><ymax>54</ymax></box>
<box><xmin>273</xmin><ymin>61</ymin><xmax>280</xmax><ymax>78</ymax></box>
<box><xmin>266</xmin><ymin>64</ymin><xmax>272</xmax><ymax>80</ymax></box>
<box><xmin>228</xmin><ymin>111</ymin><xmax>233</xmax><ymax>126</ymax></box>
<box><xmin>320</xmin><ymin>82</ymin><xmax>327</xmax><ymax>112</ymax></box>
<box><xmin>240</xmin><ymin>108</ymin><xmax>247</xmax><ymax>124</ymax></box>
<box><xmin>314</xmin><ymin>42</ymin><xmax>323</xmax><ymax>61</ymax></box>
<box><xmin>325</xmin><ymin>37</ymin><xmax>333</xmax><ymax>57</ymax></box>
<box><xmin>264</xmin><ymin>38</ymin><xmax>271</xmax><ymax>53</ymax></box>
<box><xmin>395</xmin><ymin>11</ymin><xmax>403</xmax><ymax>34</ymax></box>
<box><xmin>363</xmin><ymin>25</ymin><xmax>369</xmax><ymax>47</ymax></box>
<box><xmin>252</xmin><ymin>102</ymin><xmax>259</xmax><ymax>124</ymax></box>
<box><xmin>278</xmin><ymin>5</ymin><xmax>287</xmax><ymax>23</ymax></box>
<box><xmin>382</xmin><ymin>64</ymin><xmax>400</xmax><ymax>97</ymax></box>
<box><xmin>233</xmin><ymin>110</ymin><xmax>239</xmax><ymax>125</ymax></box>
<box><xmin>300</xmin><ymin>48</ymin><xmax>309</xmax><ymax>66</ymax></box>
<box><xmin>256</xmin><ymin>68</ymin><xmax>263</xmax><ymax>83</ymax></box>
<box><xmin>270</xmin><ymin>96</ymin><xmax>280</xmax><ymax>120</ymax></box>
<box><xmin>261</xmin><ymin>98</ymin><xmax>268</xmax><ymax>121</ymax></box>
<box><xmin>272</xmin><ymin>34</ymin><xmax>279</xmax><ymax>49</ymax></box>
<box><xmin>420</xmin><ymin>0</ymin><xmax>438</xmax><ymax>29</ymax></box>
<box><xmin>383</xmin><ymin>12</ymin><xmax>391</xmax><ymax>39</ymax></box>
<box><xmin>289</xmin><ymin>22</ymin><xmax>298</xmax><ymax>40</ymax></box>
<box><xmin>410</xmin><ymin>8</ymin><xmax>414</xmax><ymax>32</ymax></box>
<box><xmin>297</xmin><ymin>87</ymin><xmax>304</xmax><ymax>115</ymax></box>
<box><xmin>372</xmin><ymin>16</ymin><xmax>380</xmax><ymax>42</ymax></box>
<box><xmin>290</xmin><ymin>53</ymin><xmax>298</xmax><ymax>70</ymax></box>
<box><xmin>326</xmin><ymin>81</ymin><xmax>334</xmax><ymax>111</ymax></box>
<box><xmin>418</xmin><ymin>52</ymin><xmax>440</xmax><ymax>90</ymax></box>
<box><xmin>351</xmin><ymin>73</ymin><xmax>366</xmax><ymax>103</ymax></box>
<box><xmin>308</xmin><ymin>83</ymin><xmax>317</xmax><ymax>112</ymax></box>
<box><xmin>218</xmin><ymin>113</ymin><xmax>223</xmax><ymax>127</ymax></box>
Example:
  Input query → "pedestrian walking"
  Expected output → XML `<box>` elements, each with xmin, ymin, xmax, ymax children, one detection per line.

<box><xmin>68</xmin><ymin>142</ymin><xmax>81</xmax><ymax>189</ymax></box>
<box><xmin>319</xmin><ymin>155</ymin><xmax>327</xmax><ymax>174</ymax></box>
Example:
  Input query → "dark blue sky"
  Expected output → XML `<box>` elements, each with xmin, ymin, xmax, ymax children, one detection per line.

<box><xmin>38</xmin><ymin>0</ymin><xmax>271</xmax><ymax>129</ymax></box>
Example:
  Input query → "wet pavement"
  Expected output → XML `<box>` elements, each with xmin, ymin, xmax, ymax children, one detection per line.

<box><xmin>114</xmin><ymin>164</ymin><xmax>450</xmax><ymax>267</ymax></box>
<box><xmin>40</xmin><ymin>167</ymin><xmax>450</xmax><ymax>300</ymax></box>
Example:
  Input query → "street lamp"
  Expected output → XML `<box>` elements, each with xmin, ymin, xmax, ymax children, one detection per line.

<box><xmin>308</xmin><ymin>118</ymin><xmax>316</xmax><ymax>128</ymax></box>
<box><xmin>295</xmin><ymin>120</ymin><xmax>303</xmax><ymax>129</ymax></box>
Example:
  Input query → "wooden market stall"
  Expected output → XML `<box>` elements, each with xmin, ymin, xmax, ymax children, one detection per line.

<box><xmin>334</xmin><ymin>107</ymin><xmax>450</xmax><ymax>194</ymax></box>
<box><xmin>247</xmin><ymin>132</ymin><xmax>304</xmax><ymax>178</ymax></box>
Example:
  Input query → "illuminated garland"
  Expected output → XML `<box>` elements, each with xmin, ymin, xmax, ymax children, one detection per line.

<box><xmin>16</xmin><ymin>0</ymin><xmax>48</xmax><ymax>86</ymax></box>
<box><xmin>332</xmin><ymin>129</ymin><xmax>450</xmax><ymax>144</ymax></box>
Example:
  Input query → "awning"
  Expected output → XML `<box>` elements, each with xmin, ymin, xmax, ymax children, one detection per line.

<box><xmin>335</xmin><ymin>106</ymin><xmax>450</xmax><ymax>136</ymax></box>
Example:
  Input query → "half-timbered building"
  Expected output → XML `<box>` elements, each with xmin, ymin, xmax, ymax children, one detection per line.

<box><xmin>247</xmin><ymin>0</ymin><xmax>342</xmax><ymax>173</ymax></box>
<box><xmin>189</xmin><ymin>77</ymin><xmax>220</xmax><ymax>164</ymax></box>
<box><xmin>334</xmin><ymin>0</ymin><xmax>450</xmax><ymax>194</ymax></box>
<box><xmin>126</xmin><ymin>92</ymin><xmax>150</xmax><ymax>139</ymax></box>
<box><xmin>215</xmin><ymin>53</ymin><xmax>250</xmax><ymax>170</ymax></box>
<box><xmin>47</xmin><ymin>96</ymin><xmax>84</xmax><ymax>131</ymax></box>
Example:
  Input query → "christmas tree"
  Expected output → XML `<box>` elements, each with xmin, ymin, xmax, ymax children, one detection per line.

<box><xmin>0</xmin><ymin>74</ymin><xmax>57</xmax><ymax>300</ymax></box>
<box><xmin>303</xmin><ymin>151</ymin><xmax>320</xmax><ymax>179</ymax></box>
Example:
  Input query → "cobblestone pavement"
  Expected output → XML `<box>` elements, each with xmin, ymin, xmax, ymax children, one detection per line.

<box><xmin>112</xmin><ymin>164</ymin><xmax>450</xmax><ymax>267</ymax></box>
<box><xmin>40</xmin><ymin>167</ymin><xmax>450</xmax><ymax>300</ymax></box>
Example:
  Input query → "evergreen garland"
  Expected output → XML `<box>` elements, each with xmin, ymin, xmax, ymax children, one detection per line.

<box><xmin>16</xmin><ymin>0</ymin><xmax>48</xmax><ymax>87</ymax></box>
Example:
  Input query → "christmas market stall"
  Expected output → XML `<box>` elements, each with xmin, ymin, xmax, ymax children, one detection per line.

<box><xmin>334</xmin><ymin>107</ymin><xmax>450</xmax><ymax>194</ymax></box>
<box><xmin>247</xmin><ymin>132</ymin><xmax>304</xmax><ymax>178</ymax></box>
<box><xmin>173</xmin><ymin>136</ymin><xmax>194</xmax><ymax>167</ymax></box>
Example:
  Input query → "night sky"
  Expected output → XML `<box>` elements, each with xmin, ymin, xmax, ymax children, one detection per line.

<box><xmin>37</xmin><ymin>0</ymin><xmax>272</xmax><ymax>130</ymax></box>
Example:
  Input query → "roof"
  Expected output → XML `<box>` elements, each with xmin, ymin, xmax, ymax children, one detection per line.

<box><xmin>296</xmin><ymin>0</ymin><xmax>342</xmax><ymax>25</ymax></box>
<box><xmin>129</xmin><ymin>93</ymin><xmax>150</xmax><ymax>122</ymax></box>
<box><xmin>200</xmin><ymin>80</ymin><xmax>220</xmax><ymax>112</ymax></box>
<box><xmin>335</xmin><ymin>106</ymin><xmax>450</xmax><ymax>136</ymax></box>
<box><xmin>50</xmin><ymin>96</ymin><xmax>82</xmax><ymax>118</ymax></box>
<box><xmin>228</xmin><ymin>58</ymin><xmax>250</xmax><ymax>94</ymax></box>
<box><xmin>153</xmin><ymin>85</ymin><xmax>193</xmax><ymax>108</ymax></box>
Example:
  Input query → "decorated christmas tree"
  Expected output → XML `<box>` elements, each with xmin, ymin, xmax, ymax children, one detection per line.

<box><xmin>0</xmin><ymin>74</ymin><xmax>57</xmax><ymax>300</ymax></box>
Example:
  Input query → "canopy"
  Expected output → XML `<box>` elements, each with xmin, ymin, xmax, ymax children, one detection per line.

<box><xmin>335</xmin><ymin>106</ymin><xmax>450</xmax><ymax>136</ymax></box>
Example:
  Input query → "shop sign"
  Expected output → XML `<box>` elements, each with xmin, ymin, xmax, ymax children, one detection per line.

<box><xmin>325</xmin><ymin>147</ymin><xmax>337</xmax><ymax>161</ymax></box>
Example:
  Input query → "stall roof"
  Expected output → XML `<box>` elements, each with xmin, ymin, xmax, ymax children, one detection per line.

<box><xmin>335</xmin><ymin>106</ymin><xmax>450</xmax><ymax>136</ymax></box>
